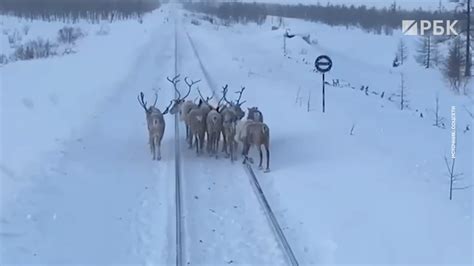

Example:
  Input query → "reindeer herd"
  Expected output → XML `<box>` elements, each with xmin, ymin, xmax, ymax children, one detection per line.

<box><xmin>137</xmin><ymin>75</ymin><xmax>270</xmax><ymax>172</ymax></box>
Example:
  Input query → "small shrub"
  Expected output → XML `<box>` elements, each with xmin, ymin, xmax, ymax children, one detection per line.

<box><xmin>191</xmin><ymin>19</ymin><xmax>201</xmax><ymax>26</ymax></box>
<box><xmin>12</xmin><ymin>38</ymin><xmax>57</xmax><ymax>61</ymax></box>
<box><xmin>22</xmin><ymin>25</ymin><xmax>30</xmax><ymax>35</ymax></box>
<box><xmin>0</xmin><ymin>54</ymin><xmax>8</xmax><ymax>65</ymax></box>
<box><xmin>96</xmin><ymin>24</ymin><xmax>110</xmax><ymax>36</ymax></box>
<box><xmin>8</xmin><ymin>30</ymin><xmax>22</xmax><ymax>46</ymax></box>
<box><xmin>57</xmin><ymin>26</ymin><xmax>84</xmax><ymax>44</ymax></box>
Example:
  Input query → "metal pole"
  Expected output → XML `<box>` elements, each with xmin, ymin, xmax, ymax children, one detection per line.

<box><xmin>322</xmin><ymin>73</ymin><xmax>326</xmax><ymax>113</ymax></box>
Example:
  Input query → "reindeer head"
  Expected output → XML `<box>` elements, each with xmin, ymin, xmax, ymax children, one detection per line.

<box><xmin>137</xmin><ymin>91</ymin><xmax>172</xmax><ymax>116</ymax></box>
<box><xmin>137</xmin><ymin>92</ymin><xmax>158</xmax><ymax>115</ymax></box>
<box><xmin>221</xmin><ymin>85</ymin><xmax>246</xmax><ymax>120</ymax></box>
<box><xmin>167</xmin><ymin>75</ymin><xmax>200</xmax><ymax>115</ymax></box>
<box><xmin>196</xmin><ymin>87</ymin><xmax>215</xmax><ymax>112</ymax></box>
<box><xmin>247</xmin><ymin>107</ymin><xmax>263</xmax><ymax>122</ymax></box>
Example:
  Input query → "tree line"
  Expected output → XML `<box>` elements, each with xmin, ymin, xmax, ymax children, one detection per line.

<box><xmin>0</xmin><ymin>0</ymin><xmax>161</xmax><ymax>22</ymax></box>
<box><xmin>183</xmin><ymin>2</ymin><xmax>463</xmax><ymax>34</ymax></box>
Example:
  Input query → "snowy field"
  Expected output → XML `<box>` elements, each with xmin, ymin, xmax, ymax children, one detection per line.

<box><xmin>1</xmin><ymin>3</ymin><xmax>473</xmax><ymax>265</ymax></box>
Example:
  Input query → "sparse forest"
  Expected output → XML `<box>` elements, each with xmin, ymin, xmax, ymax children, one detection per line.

<box><xmin>0</xmin><ymin>0</ymin><xmax>161</xmax><ymax>22</ymax></box>
<box><xmin>183</xmin><ymin>2</ymin><xmax>463</xmax><ymax>34</ymax></box>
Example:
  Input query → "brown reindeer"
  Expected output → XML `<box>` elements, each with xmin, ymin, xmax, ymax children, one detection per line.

<box><xmin>242</xmin><ymin>121</ymin><xmax>270</xmax><ymax>172</ymax></box>
<box><xmin>247</xmin><ymin>107</ymin><xmax>264</xmax><ymax>122</ymax></box>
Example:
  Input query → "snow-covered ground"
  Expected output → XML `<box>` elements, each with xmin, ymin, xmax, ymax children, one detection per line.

<box><xmin>182</xmin><ymin>10</ymin><xmax>472</xmax><ymax>265</ymax></box>
<box><xmin>1</xmin><ymin>3</ymin><xmax>472</xmax><ymax>265</ymax></box>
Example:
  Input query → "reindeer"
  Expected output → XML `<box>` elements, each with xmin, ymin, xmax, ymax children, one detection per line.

<box><xmin>167</xmin><ymin>75</ymin><xmax>200</xmax><ymax>147</ymax></box>
<box><xmin>137</xmin><ymin>92</ymin><xmax>172</xmax><ymax>160</ymax></box>
<box><xmin>196</xmin><ymin>88</ymin><xmax>222</xmax><ymax>157</ymax></box>
<box><xmin>223</xmin><ymin>86</ymin><xmax>246</xmax><ymax>120</ymax></box>
<box><xmin>247</xmin><ymin>107</ymin><xmax>264</xmax><ymax>122</ymax></box>
<box><xmin>242</xmin><ymin>122</ymin><xmax>270</xmax><ymax>172</ymax></box>
<box><xmin>196</xmin><ymin>87</ymin><xmax>214</xmax><ymax>117</ymax></box>
<box><xmin>219</xmin><ymin>85</ymin><xmax>247</xmax><ymax>160</ymax></box>
<box><xmin>221</xmin><ymin>107</ymin><xmax>237</xmax><ymax>161</ymax></box>
<box><xmin>187</xmin><ymin>102</ymin><xmax>208</xmax><ymax>155</ymax></box>
<box><xmin>206</xmin><ymin>109</ymin><xmax>222</xmax><ymax>156</ymax></box>
<box><xmin>235</xmin><ymin>106</ymin><xmax>264</xmax><ymax>152</ymax></box>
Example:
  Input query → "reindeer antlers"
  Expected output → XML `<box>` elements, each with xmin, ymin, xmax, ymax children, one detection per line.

<box><xmin>220</xmin><ymin>85</ymin><xmax>247</xmax><ymax>106</ymax></box>
<box><xmin>235</xmin><ymin>86</ymin><xmax>246</xmax><ymax>106</ymax></box>
<box><xmin>137</xmin><ymin>92</ymin><xmax>148</xmax><ymax>111</ymax></box>
<box><xmin>162</xmin><ymin>100</ymin><xmax>174</xmax><ymax>115</ymax></box>
<box><xmin>197</xmin><ymin>87</ymin><xmax>214</xmax><ymax>103</ymax></box>
<box><xmin>184</xmin><ymin>77</ymin><xmax>201</xmax><ymax>100</ymax></box>
<box><xmin>222</xmin><ymin>84</ymin><xmax>232</xmax><ymax>105</ymax></box>
<box><xmin>152</xmin><ymin>93</ymin><xmax>158</xmax><ymax>107</ymax></box>
<box><xmin>167</xmin><ymin>74</ymin><xmax>181</xmax><ymax>99</ymax></box>
<box><xmin>137</xmin><ymin>92</ymin><xmax>158</xmax><ymax>111</ymax></box>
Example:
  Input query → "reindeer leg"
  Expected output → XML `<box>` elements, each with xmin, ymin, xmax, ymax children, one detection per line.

<box><xmin>200</xmin><ymin>132</ymin><xmax>205</xmax><ymax>155</ymax></box>
<box><xmin>187</xmin><ymin>126</ymin><xmax>192</xmax><ymax>149</ymax></box>
<box><xmin>151</xmin><ymin>137</ymin><xmax>156</xmax><ymax>160</ymax></box>
<box><xmin>258</xmin><ymin>145</ymin><xmax>263</xmax><ymax>170</ymax></box>
<box><xmin>206</xmin><ymin>133</ymin><xmax>211</xmax><ymax>155</ymax></box>
<box><xmin>222</xmin><ymin>132</ymin><xmax>227</xmax><ymax>153</ymax></box>
<box><xmin>149</xmin><ymin>135</ymin><xmax>153</xmax><ymax>155</ymax></box>
<box><xmin>187</xmin><ymin>125</ymin><xmax>190</xmax><ymax>141</ymax></box>
<box><xmin>195</xmin><ymin>135</ymin><xmax>199</xmax><ymax>155</ymax></box>
<box><xmin>156</xmin><ymin>138</ymin><xmax>162</xmax><ymax>161</ymax></box>
<box><xmin>264</xmin><ymin>144</ymin><xmax>270</xmax><ymax>173</ymax></box>
<box><xmin>206</xmin><ymin>135</ymin><xmax>210</xmax><ymax>155</ymax></box>
<box><xmin>242</xmin><ymin>142</ymin><xmax>250</xmax><ymax>164</ymax></box>
<box><xmin>210</xmin><ymin>134</ymin><xmax>215</xmax><ymax>157</ymax></box>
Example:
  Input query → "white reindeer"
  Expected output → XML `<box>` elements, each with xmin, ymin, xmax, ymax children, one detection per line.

<box><xmin>167</xmin><ymin>75</ymin><xmax>201</xmax><ymax>148</ymax></box>
<box><xmin>137</xmin><ymin>92</ymin><xmax>172</xmax><ymax>160</ymax></box>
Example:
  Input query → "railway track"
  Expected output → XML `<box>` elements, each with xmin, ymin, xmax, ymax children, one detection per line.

<box><xmin>172</xmin><ymin>14</ymin><xmax>299</xmax><ymax>266</ymax></box>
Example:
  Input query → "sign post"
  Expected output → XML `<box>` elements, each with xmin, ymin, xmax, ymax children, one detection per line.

<box><xmin>314</xmin><ymin>55</ymin><xmax>333</xmax><ymax>113</ymax></box>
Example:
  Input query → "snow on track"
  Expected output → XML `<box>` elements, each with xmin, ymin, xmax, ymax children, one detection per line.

<box><xmin>174</xmin><ymin>15</ymin><xmax>287</xmax><ymax>265</ymax></box>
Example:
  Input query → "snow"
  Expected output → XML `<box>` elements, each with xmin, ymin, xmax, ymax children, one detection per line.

<box><xmin>1</xmin><ymin>3</ymin><xmax>472</xmax><ymax>265</ymax></box>
<box><xmin>1</xmin><ymin>8</ymin><xmax>176</xmax><ymax>264</ymax></box>
<box><xmin>182</xmin><ymin>10</ymin><xmax>472</xmax><ymax>264</ymax></box>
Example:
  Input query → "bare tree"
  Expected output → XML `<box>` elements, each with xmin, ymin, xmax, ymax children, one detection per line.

<box><xmin>443</xmin><ymin>37</ymin><xmax>469</xmax><ymax>93</ymax></box>
<box><xmin>400</xmin><ymin>73</ymin><xmax>407</xmax><ymax>110</ymax></box>
<box><xmin>451</xmin><ymin>0</ymin><xmax>472</xmax><ymax>76</ymax></box>
<box><xmin>415</xmin><ymin>35</ymin><xmax>441</xmax><ymax>68</ymax></box>
<box><xmin>444</xmin><ymin>153</ymin><xmax>470</xmax><ymax>200</ymax></box>
<box><xmin>434</xmin><ymin>94</ymin><xmax>444</xmax><ymax>127</ymax></box>
<box><xmin>396</xmin><ymin>38</ymin><xmax>409</xmax><ymax>65</ymax></box>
